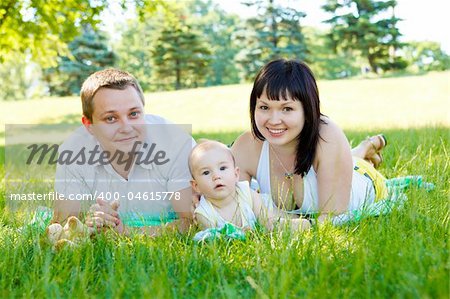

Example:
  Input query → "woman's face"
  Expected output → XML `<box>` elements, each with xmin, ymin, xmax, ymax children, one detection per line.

<box><xmin>254</xmin><ymin>92</ymin><xmax>305</xmax><ymax>148</ymax></box>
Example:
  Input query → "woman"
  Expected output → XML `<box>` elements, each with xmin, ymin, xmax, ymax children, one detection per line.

<box><xmin>231</xmin><ymin>59</ymin><xmax>388</xmax><ymax>223</ymax></box>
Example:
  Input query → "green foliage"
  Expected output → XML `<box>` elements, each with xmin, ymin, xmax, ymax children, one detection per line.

<box><xmin>152</xmin><ymin>25</ymin><xmax>211</xmax><ymax>90</ymax></box>
<box><xmin>115</xmin><ymin>20</ymin><xmax>156</xmax><ymax>92</ymax></box>
<box><xmin>323</xmin><ymin>0</ymin><xmax>407</xmax><ymax>73</ymax></box>
<box><xmin>0</xmin><ymin>52</ymin><xmax>47</xmax><ymax>101</ymax></box>
<box><xmin>0</xmin><ymin>53</ymin><xmax>29</xmax><ymax>101</ymax></box>
<box><xmin>2</xmin><ymin>0</ymin><xmax>449</xmax><ymax>99</ymax></box>
<box><xmin>115</xmin><ymin>0</ymin><xmax>241</xmax><ymax>91</ymax></box>
<box><xmin>186</xmin><ymin>0</ymin><xmax>242</xmax><ymax>86</ymax></box>
<box><xmin>238</xmin><ymin>0</ymin><xmax>308</xmax><ymax>80</ymax></box>
<box><xmin>403</xmin><ymin>41</ymin><xmax>450</xmax><ymax>72</ymax></box>
<box><xmin>134</xmin><ymin>0</ymin><xmax>169</xmax><ymax>20</ymax></box>
<box><xmin>0</xmin><ymin>0</ymin><xmax>107</xmax><ymax>67</ymax></box>
<box><xmin>303</xmin><ymin>27</ymin><xmax>360</xmax><ymax>79</ymax></box>
<box><xmin>43</xmin><ymin>27</ymin><xmax>116</xmax><ymax>96</ymax></box>
<box><xmin>114</xmin><ymin>1</ymin><xmax>179</xmax><ymax>92</ymax></box>
<box><xmin>151</xmin><ymin>3</ymin><xmax>211</xmax><ymax>90</ymax></box>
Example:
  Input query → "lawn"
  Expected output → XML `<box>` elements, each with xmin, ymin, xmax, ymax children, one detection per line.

<box><xmin>0</xmin><ymin>71</ymin><xmax>449</xmax><ymax>137</ymax></box>
<box><xmin>0</xmin><ymin>72</ymin><xmax>449</xmax><ymax>298</ymax></box>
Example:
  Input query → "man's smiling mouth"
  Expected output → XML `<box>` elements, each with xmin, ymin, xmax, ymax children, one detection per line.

<box><xmin>116</xmin><ymin>136</ymin><xmax>137</xmax><ymax>142</ymax></box>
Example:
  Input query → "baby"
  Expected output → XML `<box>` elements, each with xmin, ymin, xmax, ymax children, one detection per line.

<box><xmin>189</xmin><ymin>140</ymin><xmax>310</xmax><ymax>232</ymax></box>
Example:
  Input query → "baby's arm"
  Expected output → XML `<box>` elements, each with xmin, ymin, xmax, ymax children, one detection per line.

<box><xmin>250</xmin><ymin>190</ymin><xmax>278</xmax><ymax>230</ymax></box>
<box><xmin>251</xmin><ymin>190</ymin><xmax>311</xmax><ymax>232</ymax></box>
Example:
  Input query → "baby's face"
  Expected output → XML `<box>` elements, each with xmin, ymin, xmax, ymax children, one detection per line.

<box><xmin>191</xmin><ymin>147</ymin><xmax>239</xmax><ymax>201</ymax></box>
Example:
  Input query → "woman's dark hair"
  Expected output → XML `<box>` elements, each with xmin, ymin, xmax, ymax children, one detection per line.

<box><xmin>250</xmin><ymin>59</ymin><xmax>325</xmax><ymax>177</ymax></box>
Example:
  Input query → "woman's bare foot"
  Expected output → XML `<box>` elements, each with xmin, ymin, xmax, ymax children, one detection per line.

<box><xmin>351</xmin><ymin>134</ymin><xmax>387</xmax><ymax>168</ymax></box>
<box><xmin>365</xmin><ymin>134</ymin><xmax>387</xmax><ymax>168</ymax></box>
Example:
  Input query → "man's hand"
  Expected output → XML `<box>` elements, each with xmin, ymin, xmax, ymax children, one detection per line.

<box><xmin>85</xmin><ymin>198</ymin><xmax>120</xmax><ymax>229</ymax></box>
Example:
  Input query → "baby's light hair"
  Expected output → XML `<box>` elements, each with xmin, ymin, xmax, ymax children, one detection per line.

<box><xmin>189</xmin><ymin>140</ymin><xmax>235</xmax><ymax>178</ymax></box>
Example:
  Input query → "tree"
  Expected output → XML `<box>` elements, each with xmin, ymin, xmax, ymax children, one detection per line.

<box><xmin>186</xmin><ymin>0</ymin><xmax>242</xmax><ymax>86</ymax></box>
<box><xmin>403</xmin><ymin>41</ymin><xmax>450</xmax><ymax>72</ymax></box>
<box><xmin>43</xmin><ymin>27</ymin><xmax>116</xmax><ymax>96</ymax></box>
<box><xmin>151</xmin><ymin>5</ymin><xmax>211</xmax><ymax>90</ymax></box>
<box><xmin>0</xmin><ymin>53</ymin><xmax>29</xmax><ymax>101</ymax></box>
<box><xmin>0</xmin><ymin>0</ymin><xmax>171</xmax><ymax>68</ymax></box>
<box><xmin>238</xmin><ymin>0</ymin><xmax>307</xmax><ymax>80</ymax></box>
<box><xmin>303</xmin><ymin>26</ymin><xmax>359</xmax><ymax>79</ymax></box>
<box><xmin>0</xmin><ymin>51</ymin><xmax>47</xmax><ymax>101</ymax></box>
<box><xmin>0</xmin><ymin>0</ymin><xmax>107</xmax><ymax>67</ymax></box>
<box><xmin>115</xmin><ymin>19</ymin><xmax>157</xmax><ymax>92</ymax></box>
<box><xmin>323</xmin><ymin>0</ymin><xmax>407</xmax><ymax>73</ymax></box>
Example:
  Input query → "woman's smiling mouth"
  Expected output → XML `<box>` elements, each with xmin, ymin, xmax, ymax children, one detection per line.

<box><xmin>267</xmin><ymin>128</ymin><xmax>287</xmax><ymax>136</ymax></box>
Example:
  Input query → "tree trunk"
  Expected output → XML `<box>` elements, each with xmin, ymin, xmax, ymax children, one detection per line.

<box><xmin>269</xmin><ymin>0</ymin><xmax>278</xmax><ymax>56</ymax></box>
<box><xmin>175</xmin><ymin>59</ymin><xmax>181</xmax><ymax>90</ymax></box>
<box><xmin>368</xmin><ymin>54</ymin><xmax>378</xmax><ymax>74</ymax></box>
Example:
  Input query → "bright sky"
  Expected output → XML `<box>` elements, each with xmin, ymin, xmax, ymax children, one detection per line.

<box><xmin>219</xmin><ymin>0</ymin><xmax>450</xmax><ymax>53</ymax></box>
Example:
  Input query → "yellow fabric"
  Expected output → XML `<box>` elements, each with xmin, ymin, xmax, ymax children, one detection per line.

<box><xmin>353</xmin><ymin>157</ymin><xmax>388</xmax><ymax>201</ymax></box>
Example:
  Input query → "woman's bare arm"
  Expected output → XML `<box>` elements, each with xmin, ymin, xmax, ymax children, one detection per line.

<box><xmin>315</xmin><ymin>120</ymin><xmax>353</xmax><ymax>222</ymax></box>
<box><xmin>231</xmin><ymin>131</ymin><xmax>261</xmax><ymax>182</ymax></box>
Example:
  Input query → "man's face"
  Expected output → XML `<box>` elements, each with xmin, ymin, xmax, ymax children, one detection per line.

<box><xmin>85</xmin><ymin>86</ymin><xmax>146</xmax><ymax>155</ymax></box>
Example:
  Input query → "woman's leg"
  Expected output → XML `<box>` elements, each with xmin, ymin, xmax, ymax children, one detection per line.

<box><xmin>353</xmin><ymin>157</ymin><xmax>388</xmax><ymax>201</ymax></box>
<box><xmin>351</xmin><ymin>135</ymin><xmax>387</xmax><ymax>168</ymax></box>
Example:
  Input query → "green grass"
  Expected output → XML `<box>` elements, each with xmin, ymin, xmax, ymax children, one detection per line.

<box><xmin>1</xmin><ymin>73</ymin><xmax>449</xmax><ymax>297</ymax></box>
<box><xmin>1</xmin><ymin>127</ymin><xmax>448</xmax><ymax>298</ymax></box>
<box><xmin>1</xmin><ymin>71</ymin><xmax>449</xmax><ymax>139</ymax></box>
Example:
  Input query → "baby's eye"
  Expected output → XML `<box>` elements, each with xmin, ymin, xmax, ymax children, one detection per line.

<box><xmin>202</xmin><ymin>170</ymin><xmax>210</xmax><ymax>175</ymax></box>
<box><xmin>259</xmin><ymin>105</ymin><xmax>268</xmax><ymax>110</ymax></box>
<box><xmin>220</xmin><ymin>166</ymin><xmax>227</xmax><ymax>171</ymax></box>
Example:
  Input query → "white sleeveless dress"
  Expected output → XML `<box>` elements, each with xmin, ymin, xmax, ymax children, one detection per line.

<box><xmin>194</xmin><ymin>181</ymin><xmax>257</xmax><ymax>229</ymax></box>
<box><xmin>255</xmin><ymin>141</ymin><xmax>376</xmax><ymax>214</ymax></box>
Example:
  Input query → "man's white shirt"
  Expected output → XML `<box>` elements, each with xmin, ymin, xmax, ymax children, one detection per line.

<box><xmin>55</xmin><ymin>114</ymin><xmax>194</xmax><ymax>220</ymax></box>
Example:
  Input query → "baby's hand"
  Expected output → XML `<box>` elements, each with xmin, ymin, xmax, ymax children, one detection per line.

<box><xmin>191</xmin><ymin>194</ymin><xmax>201</xmax><ymax>226</ymax></box>
<box><xmin>290</xmin><ymin>218</ymin><xmax>311</xmax><ymax>232</ymax></box>
<box><xmin>279</xmin><ymin>218</ymin><xmax>311</xmax><ymax>232</ymax></box>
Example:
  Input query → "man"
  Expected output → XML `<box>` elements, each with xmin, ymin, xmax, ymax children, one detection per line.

<box><xmin>53</xmin><ymin>69</ymin><xmax>194</xmax><ymax>235</ymax></box>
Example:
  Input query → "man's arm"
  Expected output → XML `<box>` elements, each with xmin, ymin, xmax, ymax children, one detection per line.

<box><xmin>168</xmin><ymin>186</ymin><xmax>195</xmax><ymax>232</ymax></box>
<box><xmin>117</xmin><ymin>187</ymin><xmax>194</xmax><ymax>237</ymax></box>
<box><xmin>52</xmin><ymin>196</ymin><xmax>81</xmax><ymax>224</ymax></box>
